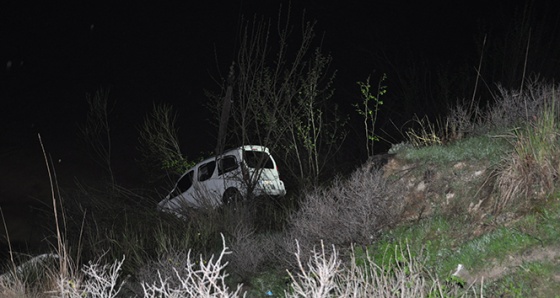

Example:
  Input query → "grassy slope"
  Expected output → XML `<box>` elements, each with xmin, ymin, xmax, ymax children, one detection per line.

<box><xmin>240</xmin><ymin>125</ymin><xmax>560</xmax><ymax>297</ymax></box>
<box><xmin>371</xmin><ymin>133</ymin><xmax>560</xmax><ymax>297</ymax></box>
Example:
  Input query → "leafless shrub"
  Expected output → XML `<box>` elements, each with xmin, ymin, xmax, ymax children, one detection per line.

<box><xmin>208</xmin><ymin>7</ymin><xmax>344</xmax><ymax>189</ymax></box>
<box><xmin>140</xmin><ymin>234</ymin><xmax>244</xmax><ymax>298</ymax></box>
<box><xmin>284</xmin><ymin>162</ymin><xmax>404</xmax><ymax>267</ymax></box>
<box><xmin>53</xmin><ymin>256</ymin><xmax>125</xmax><ymax>298</ymax></box>
<box><xmin>285</xmin><ymin>241</ymin><xmax>478</xmax><ymax>298</ymax></box>
<box><xmin>206</xmin><ymin>199</ymin><xmax>287</xmax><ymax>280</ymax></box>
<box><xmin>483</xmin><ymin>79</ymin><xmax>554</xmax><ymax>131</ymax></box>
<box><xmin>285</xmin><ymin>241</ymin><xmax>341</xmax><ymax>298</ymax></box>
<box><xmin>137</xmin><ymin>247</ymin><xmax>198</xmax><ymax>293</ymax></box>
<box><xmin>444</xmin><ymin>100</ymin><xmax>478</xmax><ymax>141</ymax></box>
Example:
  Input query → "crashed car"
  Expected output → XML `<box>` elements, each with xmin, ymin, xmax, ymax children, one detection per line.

<box><xmin>157</xmin><ymin>145</ymin><xmax>286</xmax><ymax>215</ymax></box>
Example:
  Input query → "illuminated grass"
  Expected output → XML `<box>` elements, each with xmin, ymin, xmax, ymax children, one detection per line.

<box><xmin>401</xmin><ymin>134</ymin><xmax>511</xmax><ymax>164</ymax></box>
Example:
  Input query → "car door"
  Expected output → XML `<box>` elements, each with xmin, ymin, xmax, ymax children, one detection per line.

<box><xmin>193</xmin><ymin>159</ymin><xmax>221</xmax><ymax>207</ymax></box>
<box><xmin>217</xmin><ymin>154</ymin><xmax>243</xmax><ymax>192</ymax></box>
<box><xmin>165</xmin><ymin>169</ymin><xmax>195</xmax><ymax>210</ymax></box>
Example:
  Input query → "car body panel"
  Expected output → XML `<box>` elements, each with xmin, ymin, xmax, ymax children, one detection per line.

<box><xmin>157</xmin><ymin>145</ymin><xmax>286</xmax><ymax>215</ymax></box>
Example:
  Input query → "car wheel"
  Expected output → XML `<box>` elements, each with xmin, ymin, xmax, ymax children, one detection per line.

<box><xmin>222</xmin><ymin>188</ymin><xmax>242</xmax><ymax>205</ymax></box>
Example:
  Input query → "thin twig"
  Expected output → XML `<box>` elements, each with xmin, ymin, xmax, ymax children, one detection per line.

<box><xmin>0</xmin><ymin>207</ymin><xmax>18</xmax><ymax>278</ymax></box>
<box><xmin>521</xmin><ymin>29</ymin><xmax>531</xmax><ymax>119</ymax></box>
<box><xmin>470</xmin><ymin>34</ymin><xmax>487</xmax><ymax>113</ymax></box>
<box><xmin>38</xmin><ymin>134</ymin><xmax>66</xmax><ymax>276</ymax></box>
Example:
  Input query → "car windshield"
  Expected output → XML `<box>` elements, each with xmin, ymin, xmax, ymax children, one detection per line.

<box><xmin>243</xmin><ymin>150</ymin><xmax>274</xmax><ymax>169</ymax></box>
<box><xmin>176</xmin><ymin>171</ymin><xmax>194</xmax><ymax>193</ymax></box>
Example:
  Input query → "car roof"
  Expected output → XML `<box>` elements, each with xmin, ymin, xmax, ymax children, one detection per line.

<box><xmin>185</xmin><ymin>145</ymin><xmax>270</xmax><ymax>172</ymax></box>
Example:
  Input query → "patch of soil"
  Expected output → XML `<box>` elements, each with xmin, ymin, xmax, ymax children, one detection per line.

<box><xmin>480</xmin><ymin>245</ymin><xmax>560</xmax><ymax>281</ymax></box>
<box><xmin>382</xmin><ymin>154</ymin><xmax>494</xmax><ymax>225</ymax></box>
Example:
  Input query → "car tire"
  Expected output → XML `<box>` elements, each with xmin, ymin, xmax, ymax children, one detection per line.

<box><xmin>222</xmin><ymin>188</ymin><xmax>242</xmax><ymax>205</ymax></box>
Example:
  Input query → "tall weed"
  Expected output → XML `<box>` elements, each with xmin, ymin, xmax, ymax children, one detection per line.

<box><xmin>495</xmin><ymin>84</ymin><xmax>559</xmax><ymax>212</ymax></box>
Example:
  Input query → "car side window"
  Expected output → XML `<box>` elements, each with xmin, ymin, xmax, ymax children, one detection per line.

<box><xmin>219</xmin><ymin>155</ymin><xmax>238</xmax><ymax>176</ymax></box>
<box><xmin>198</xmin><ymin>161</ymin><xmax>216</xmax><ymax>181</ymax></box>
<box><xmin>177</xmin><ymin>171</ymin><xmax>194</xmax><ymax>193</ymax></box>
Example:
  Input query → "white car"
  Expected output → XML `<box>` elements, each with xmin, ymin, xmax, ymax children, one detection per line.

<box><xmin>157</xmin><ymin>145</ymin><xmax>286</xmax><ymax>215</ymax></box>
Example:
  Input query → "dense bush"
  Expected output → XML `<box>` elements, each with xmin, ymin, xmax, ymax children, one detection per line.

<box><xmin>281</xmin><ymin>162</ymin><xmax>404</xmax><ymax>268</ymax></box>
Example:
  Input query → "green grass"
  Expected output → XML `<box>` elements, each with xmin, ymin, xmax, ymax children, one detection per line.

<box><xmin>362</xmin><ymin>194</ymin><xmax>560</xmax><ymax>296</ymax></box>
<box><xmin>400</xmin><ymin>134</ymin><xmax>511</xmax><ymax>164</ymax></box>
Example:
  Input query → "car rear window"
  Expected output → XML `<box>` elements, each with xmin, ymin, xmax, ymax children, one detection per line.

<box><xmin>243</xmin><ymin>150</ymin><xmax>274</xmax><ymax>169</ymax></box>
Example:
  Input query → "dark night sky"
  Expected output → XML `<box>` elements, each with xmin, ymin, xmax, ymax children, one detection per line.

<box><xmin>1</xmin><ymin>0</ymin><xmax>555</xmax><ymax>182</ymax></box>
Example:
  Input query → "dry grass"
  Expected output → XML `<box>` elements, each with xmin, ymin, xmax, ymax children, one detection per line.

<box><xmin>405</xmin><ymin>114</ymin><xmax>443</xmax><ymax>147</ymax></box>
<box><xmin>483</xmin><ymin>80</ymin><xmax>545</xmax><ymax>131</ymax></box>
<box><xmin>0</xmin><ymin>254</ymin><xmax>57</xmax><ymax>298</ymax></box>
<box><xmin>404</xmin><ymin>102</ymin><xmax>478</xmax><ymax>148</ymax></box>
<box><xmin>494</xmin><ymin>91</ymin><xmax>560</xmax><ymax>212</ymax></box>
